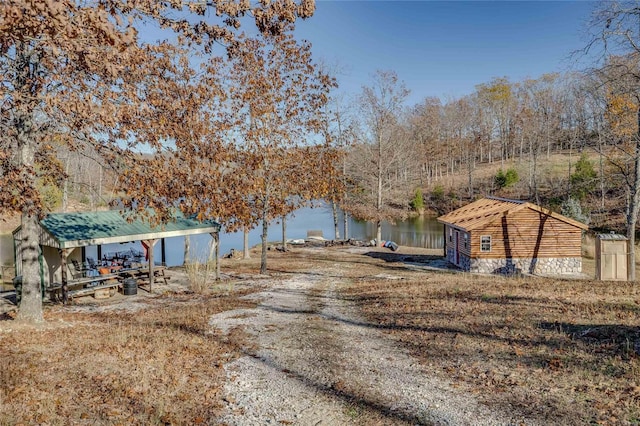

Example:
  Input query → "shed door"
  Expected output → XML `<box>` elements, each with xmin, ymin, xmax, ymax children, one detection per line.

<box><xmin>602</xmin><ymin>241</ymin><xmax>627</xmax><ymax>281</ymax></box>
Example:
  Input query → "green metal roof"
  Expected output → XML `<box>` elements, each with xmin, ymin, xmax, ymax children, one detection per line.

<box><xmin>38</xmin><ymin>210</ymin><xmax>220</xmax><ymax>249</ymax></box>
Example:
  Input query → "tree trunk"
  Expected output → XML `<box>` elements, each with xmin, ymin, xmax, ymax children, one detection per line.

<box><xmin>148</xmin><ymin>240</ymin><xmax>155</xmax><ymax>293</ymax></box>
<box><xmin>260</xmin><ymin>156</ymin><xmax>271</xmax><ymax>274</ymax></box>
<box><xmin>62</xmin><ymin>155</ymin><xmax>70</xmax><ymax>212</ymax></box>
<box><xmin>332</xmin><ymin>201</ymin><xmax>340</xmax><ymax>240</ymax></box>
<box><xmin>533</xmin><ymin>148</ymin><xmax>540</xmax><ymax>206</ymax></box>
<box><xmin>183</xmin><ymin>235</ymin><xmax>190</xmax><ymax>265</ymax></box>
<box><xmin>627</xmin><ymin>157</ymin><xmax>639</xmax><ymax>281</ymax></box>
<box><xmin>15</xmin><ymin>212</ymin><xmax>44</xmax><ymax>323</ymax></box>
<box><xmin>243</xmin><ymin>226</ymin><xmax>250</xmax><ymax>259</ymax></box>
<box><xmin>598</xmin><ymin>130</ymin><xmax>606</xmax><ymax>211</ymax></box>
<box><xmin>627</xmin><ymin>212</ymin><xmax>637</xmax><ymax>282</ymax></box>
<box><xmin>529</xmin><ymin>137</ymin><xmax>540</xmax><ymax>205</ymax></box>
<box><xmin>215</xmin><ymin>233</ymin><xmax>220</xmax><ymax>280</ymax></box>
<box><xmin>98</xmin><ymin>164</ymin><xmax>103</xmax><ymax>205</ymax></box>
<box><xmin>341</xmin><ymin>147</ymin><xmax>349</xmax><ymax>239</ymax></box>
<box><xmin>88</xmin><ymin>166</ymin><xmax>95</xmax><ymax>210</ymax></box>
<box><xmin>488</xmin><ymin>135</ymin><xmax>492</xmax><ymax>164</ymax></box>
<box><xmin>208</xmin><ymin>233</ymin><xmax>219</xmax><ymax>281</ymax></box>
<box><xmin>467</xmin><ymin>150</ymin><xmax>473</xmax><ymax>199</ymax></box>
<box><xmin>343</xmin><ymin>210</ymin><xmax>349</xmax><ymax>240</ymax></box>
<box><xmin>281</xmin><ymin>215</ymin><xmax>287</xmax><ymax>251</ymax></box>
<box><xmin>377</xmin><ymin>134</ymin><xmax>383</xmax><ymax>245</ymax></box>
<box><xmin>15</xmin><ymin>98</ymin><xmax>44</xmax><ymax>323</ymax></box>
<box><xmin>626</xmin><ymin>119</ymin><xmax>640</xmax><ymax>281</ymax></box>
<box><xmin>260</xmin><ymin>206</ymin><xmax>268</xmax><ymax>274</ymax></box>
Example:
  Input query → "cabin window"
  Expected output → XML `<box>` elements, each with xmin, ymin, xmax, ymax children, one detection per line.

<box><xmin>449</xmin><ymin>228</ymin><xmax>453</xmax><ymax>243</ymax></box>
<box><xmin>463</xmin><ymin>233</ymin><xmax>469</xmax><ymax>250</ymax></box>
<box><xmin>480</xmin><ymin>235</ymin><xmax>492</xmax><ymax>252</ymax></box>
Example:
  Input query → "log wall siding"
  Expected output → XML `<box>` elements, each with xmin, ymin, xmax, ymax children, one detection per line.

<box><xmin>470</xmin><ymin>209</ymin><xmax>582</xmax><ymax>259</ymax></box>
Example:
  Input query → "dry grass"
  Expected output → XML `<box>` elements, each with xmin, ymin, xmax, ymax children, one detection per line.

<box><xmin>436</xmin><ymin>152</ymin><xmax>584</xmax><ymax>192</ymax></box>
<box><xmin>1</xmin><ymin>245</ymin><xmax>639</xmax><ymax>425</ymax></box>
<box><xmin>339</xmin><ymin>257</ymin><xmax>639</xmax><ymax>424</ymax></box>
<box><xmin>0</xmin><ymin>291</ymin><xmax>257</xmax><ymax>425</ymax></box>
<box><xmin>254</xmin><ymin>246</ymin><xmax>640</xmax><ymax>425</ymax></box>
<box><xmin>345</xmin><ymin>275</ymin><xmax>640</xmax><ymax>425</ymax></box>
<box><xmin>184</xmin><ymin>261</ymin><xmax>217</xmax><ymax>293</ymax></box>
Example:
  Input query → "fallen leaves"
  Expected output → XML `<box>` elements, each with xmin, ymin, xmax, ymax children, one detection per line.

<box><xmin>0</xmin><ymin>292</ymin><xmax>258</xmax><ymax>424</ymax></box>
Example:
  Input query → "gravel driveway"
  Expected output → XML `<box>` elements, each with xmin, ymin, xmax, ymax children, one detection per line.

<box><xmin>210</xmin><ymin>263</ymin><xmax>533</xmax><ymax>426</ymax></box>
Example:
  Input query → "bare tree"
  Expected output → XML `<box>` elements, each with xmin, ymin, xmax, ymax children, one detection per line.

<box><xmin>584</xmin><ymin>1</ymin><xmax>640</xmax><ymax>280</ymax></box>
<box><xmin>476</xmin><ymin>77</ymin><xmax>516</xmax><ymax>167</ymax></box>
<box><xmin>346</xmin><ymin>70</ymin><xmax>412</xmax><ymax>244</ymax></box>
<box><xmin>224</xmin><ymin>30</ymin><xmax>333</xmax><ymax>273</ymax></box>
<box><xmin>408</xmin><ymin>97</ymin><xmax>443</xmax><ymax>186</ymax></box>
<box><xmin>318</xmin><ymin>92</ymin><xmax>353</xmax><ymax>240</ymax></box>
<box><xmin>516</xmin><ymin>74</ymin><xmax>563</xmax><ymax>205</ymax></box>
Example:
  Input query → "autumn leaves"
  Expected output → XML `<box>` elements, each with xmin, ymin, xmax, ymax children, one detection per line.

<box><xmin>1</xmin><ymin>0</ymin><xmax>327</xmax><ymax>320</ymax></box>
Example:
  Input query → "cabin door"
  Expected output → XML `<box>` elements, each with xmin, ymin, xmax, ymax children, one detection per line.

<box><xmin>454</xmin><ymin>230</ymin><xmax>460</xmax><ymax>265</ymax></box>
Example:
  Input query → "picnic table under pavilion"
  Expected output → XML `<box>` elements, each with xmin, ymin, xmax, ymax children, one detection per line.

<box><xmin>12</xmin><ymin>209</ymin><xmax>220</xmax><ymax>302</ymax></box>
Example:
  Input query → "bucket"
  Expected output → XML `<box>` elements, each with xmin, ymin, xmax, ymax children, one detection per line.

<box><xmin>123</xmin><ymin>278</ymin><xmax>137</xmax><ymax>296</ymax></box>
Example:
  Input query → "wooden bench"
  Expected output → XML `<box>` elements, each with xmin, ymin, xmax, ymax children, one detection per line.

<box><xmin>48</xmin><ymin>273</ymin><xmax>121</xmax><ymax>301</ymax></box>
<box><xmin>48</xmin><ymin>267</ymin><xmax>170</xmax><ymax>300</ymax></box>
<box><xmin>67</xmin><ymin>281</ymin><xmax>121</xmax><ymax>299</ymax></box>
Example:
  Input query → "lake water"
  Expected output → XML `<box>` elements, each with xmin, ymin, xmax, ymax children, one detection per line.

<box><xmin>0</xmin><ymin>206</ymin><xmax>444</xmax><ymax>267</ymax></box>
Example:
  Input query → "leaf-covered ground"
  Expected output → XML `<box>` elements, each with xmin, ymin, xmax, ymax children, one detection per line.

<box><xmin>0</xmin><ymin>290</ymin><xmax>257</xmax><ymax>425</ymax></box>
<box><xmin>1</xmin><ymin>245</ymin><xmax>639</xmax><ymax>425</ymax></box>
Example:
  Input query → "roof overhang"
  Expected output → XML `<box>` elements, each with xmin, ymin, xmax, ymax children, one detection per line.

<box><xmin>437</xmin><ymin>197</ymin><xmax>589</xmax><ymax>231</ymax></box>
<box><xmin>15</xmin><ymin>210</ymin><xmax>221</xmax><ymax>249</ymax></box>
<box><xmin>54</xmin><ymin>226</ymin><xmax>220</xmax><ymax>249</ymax></box>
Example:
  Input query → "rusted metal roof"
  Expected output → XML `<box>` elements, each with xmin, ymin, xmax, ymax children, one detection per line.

<box><xmin>437</xmin><ymin>196</ymin><xmax>589</xmax><ymax>231</ymax></box>
<box><xmin>16</xmin><ymin>209</ymin><xmax>220</xmax><ymax>249</ymax></box>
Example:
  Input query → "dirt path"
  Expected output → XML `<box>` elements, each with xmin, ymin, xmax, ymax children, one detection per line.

<box><xmin>210</xmin><ymin>264</ymin><xmax>532</xmax><ymax>426</ymax></box>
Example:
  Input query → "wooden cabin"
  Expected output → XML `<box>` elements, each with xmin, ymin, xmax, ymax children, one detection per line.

<box><xmin>437</xmin><ymin>197</ymin><xmax>589</xmax><ymax>275</ymax></box>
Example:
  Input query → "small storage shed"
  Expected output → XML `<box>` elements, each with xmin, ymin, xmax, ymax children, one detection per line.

<box><xmin>595</xmin><ymin>233</ymin><xmax>628</xmax><ymax>281</ymax></box>
<box><xmin>12</xmin><ymin>209</ymin><xmax>221</xmax><ymax>291</ymax></box>
<box><xmin>437</xmin><ymin>197</ymin><xmax>589</xmax><ymax>275</ymax></box>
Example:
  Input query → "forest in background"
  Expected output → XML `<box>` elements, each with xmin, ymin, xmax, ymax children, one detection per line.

<box><xmin>41</xmin><ymin>69</ymin><xmax>629</xmax><ymax>234</ymax></box>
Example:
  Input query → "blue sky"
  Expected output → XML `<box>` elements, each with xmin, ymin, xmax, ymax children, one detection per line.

<box><xmin>293</xmin><ymin>1</ymin><xmax>597</xmax><ymax>105</ymax></box>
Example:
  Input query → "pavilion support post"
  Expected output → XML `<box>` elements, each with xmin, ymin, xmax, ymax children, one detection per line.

<box><xmin>142</xmin><ymin>239</ymin><xmax>158</xmax><ymax>292</ymax></box>
<box><xmin>59</xmin><ymin>248</ymin><xmax>72</xmax><ymax>304</ymax></box>
<box><xmin>214</xmin><ymin>232</ymin><xmax>220</xmax><ymax>281</ymax></box>
<box><xmin>243</xmin><ymin>227</ymin><xmax>250</xmax><ymax>259</ymax></box>
<box><xmin>207</xmin><ymin>233</ymin><xmax>218</xmax><ymax>282</ymax></box>
<box><xmin>184</xmin><ymin>235</ymin><xmax>191</xmax><ymax>265</ymax></box>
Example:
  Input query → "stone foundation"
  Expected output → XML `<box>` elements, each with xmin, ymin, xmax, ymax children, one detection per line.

<box><xmin>446</xmin><ymin>248</ymin><xmax>582</xmax><ymax>275</ymax></box>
